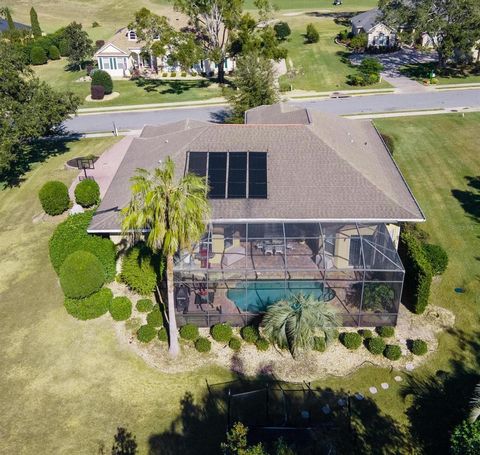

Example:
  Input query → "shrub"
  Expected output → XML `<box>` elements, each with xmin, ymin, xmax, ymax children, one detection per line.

<box><xmin>58</xmin><ymin>39</ymin><xmax>70</xmax><ymax>57</ymax></box>
<box><xmin>340</xmin><ymin>332</ymin><xmax>362</xmax><ymax>350</ymax></box>
<box><xmin>162</xmin><ymin>72</ymin><xmax>168</xmax><ymax>77</ymax></box>
<box><xmin>410</xmin><ymin>339</ymin><xmax>428</xmax><ymax>356</ymax></box>
<box><xmin>305</xmin><ymin>23</ymin><xmax>319</xmax><ymax>44</ymax></box>
<box><xmin>346</xmin><ymin>73</ymin><xmax>367</xmax><ymax>86</ymax></box>
<box><xmin>384</xmin><ymin>344</ymin><xmax>402</xmax><ymax>360</ymax></box>
<box><xmin>137</xmin><ymin>325</ymin><xmax>157</xmax><ymax>343</ymax></box>
<box><xmin>120</xmin><ymin>243</ymin><xmax>163</xmax><ymax>295</ymax></box>
<box><xmin>195</xmin><ymin>337</ymin><xmax>211</xmax><ymax>353</ymax></box>
<box><xmin>240</xmin><ymin>325</ymin><xmax>259</xmax><ymax>343</ymax></box>
<box><xmin>313</xmin><ymin>336</ymin><xmax>326</xmax><ymax>352</ymax></box>
<box><xmin>423</xmin><ymin>243</ymin><xmax>449</xmax><ymax>275</ymax></box>
<box><xmin>377</xmin><ymin>326</ymin><xmax>395</xmax><ymax>338</ymax></box>
<box><xmin>366</xmin><ymin>336</ymin><xmax>386</xmax><ymax>355</ymax></box>
<box><xmin>181</xmin><ymin>71</ymin><xmax>187</xmax><ymax>77</ymax></box>
<box><xmin>191</xmin><ymin>71</ymin><xmax>197</xmax><ymax>77</ymax></box>
<box><xmin>179</xmin><ymin>323</ymin><xmax>199</xmax><ymax>340</ymax></box>
<box><xmin>359</xmin><ymin>57</ymin><xmax>384</xmax><ymax>76</ymax></box>
<box><xmin>39</xmin><ymin>181</ymin><xmax>70</xmax><ymax>215</ymax></box>
<box><xmin>450</xmin><ymin>419</ymin><xmax>480</xmax><ymax>455</ymax></box>
<box><xmin>74</xmin><ymin>179</ymin><xmax>100</xmax><ymax>207</ymax></box>
<box><xmin>91</xmin><ymin>69</ymin><xmax>113</xmax><ymax>94</ymax></box>
<box><xmin>30</xmin><ymin>46</ymin><xmax>47</xmax><ymax>65</ymax></box>
<box><xmin>146</xmin><ymin>306</ymin><xmax>163</xmax><ymax>327</ymax></box>
<box><xmin>136</xmin><ymin>299</ymin><xmax>154</xmax><ymax>313</ymax></box>
<box><xmin>49</xmin><ymin>212</ymin><xmax>116</xmax><ymax>281</ymax></box>
<box><xmin>158</xmin><ymin>327</ymin><xmax>168</xmax><ymax>342</ymax></box>
<box><xmin>399</xmin><ymin>231</ymin><xmax>433</xmax><ymax>314</ymax></box>
<box><xmin>170</xmin><ymin>72</ymin><xmax>177</xmax><ymax>77</ymax></box>
<box><xmin>91</xmin><ymin>84</ymin><xmax>105</xmax><ymax>100</ymax></box>
<box><xmin>274</xmin><ymin>21</ymin><xmax>291</xmax><ymax>40</ymax></box>
<box><xmin>359</xmin><ymin>329</ymin><xmax>373</xmax><ymax>339</ymax></box>
<box><xmin>109</xmin><ymin>296</ymin><xmax>132</xmax><ymax>321</ymax></box>
<box><xmin>48</xmin><ymin>45</ymin><xmax>60</xmax><ymax>60</ymax></box>
<box><xmin>349</xmin><ymin>33</ymin><xmax>368</xmax><ymax>50</ymax></box>
<box><xmin>64</xmin><ymin>288</ymin><xmax>112</xmax><ymax>320</ymax></box>
<box><xmin>95</xmin><ymin>40</ymin><xmax>105</xmax><ymax>49</ymax></box>
<box><xmin>211</xmin><ymin>323</ymin><xmax>233</xmax><ymax>343</ymax></box>
<box><xmin>59</xmin><ymin>250</ymin><xmax>105</xmax><ymax>298</ymax></box>
<box><xmin>229</xmin><ymin>337</ymin><xmax>242</xmax><ymax>351</ymax></box>
<box><xmin>255</xmin><ymin>337</ymin><xmax>270</xmax><ymax>351</ymax></box>
<box><xmin>92</xmin><ymin>21</ymin><xmax>101</xmax><ymax>28</ymax></box>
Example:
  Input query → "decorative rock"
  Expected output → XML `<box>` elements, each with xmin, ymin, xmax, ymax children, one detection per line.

<box><xmin>405</xmin><ymin>363</ymin><xmax>415</xmax><ymax>371</ymax></box>
<box><xmin>338</xmin><ymin>398</ymin><xmax>347</xmax><ymax>407</ymax></box>
<box><xmin>394</xmin><ymin>376</ymin><xmax>403</xmax><ymax>382</ymax></box>
<box><xmin>322</xmin><ymin>405</ymin><xmax>331</xmax><ymax>415</ymax></box>
<box><xmin>354</xmin><ymin>392</ymin><xmax>364</xmax><ymax>400</ymax></box>
<box><xmin>70</xmin><ymin>203</ymin><xmax>85</xmax><ymax>215</ymax></box>
<box><xmin>369</xmin><ymin>387</ymin><xmax>378</xmax><ymax>394</ymax></box>
<box><xmin>381</xmin><ymin>383</ymin><xmax>389</xmax><ymax>390</ymax></box>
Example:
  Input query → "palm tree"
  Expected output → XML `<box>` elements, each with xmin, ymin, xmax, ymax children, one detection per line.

<box><xmin>262</xmin><ymin>293</ymin><xmax>339</xmax><ymax>358</ymax></box>
<box><xmin>470</xmin><ymin>382</ymin><xmax>480</xmax><ymax>422</ymax></box>
<box><xmin>122</xmin><ymin>157</ymin><xmax>210</xmax><ymax>357</ymax></box>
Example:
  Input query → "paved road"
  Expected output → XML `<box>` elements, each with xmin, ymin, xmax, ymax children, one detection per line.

<box><xmin>65</xmin><ymin>89</ymin><xmax>480</xmax><ymax>134</ymax></box>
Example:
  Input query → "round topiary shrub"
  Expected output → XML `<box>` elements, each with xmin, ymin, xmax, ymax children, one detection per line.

<box><xmin>340</xmin><ymin>332</ymin><xmax>362</xmax><ymax>350</ymax></box>
<box><xmin>240</xmin><ymin>325</ymin><xmax>259</xmax><ymax>343</ymax></box>
<box><xmin>366</xmin><ymin>336</ymin><xmax>386</xmax><ymax>355</ymax></box>
<box><xmin>91</xmin><ymin>69</ymin><xmax>113</xmax><ymax>95</ymax></box>
<box><xmin>411</xmin><ymin>339</ymin><xmax>428</xmax><ymax>356</ymax></box>
<box><xmin>64</xmin><ymin>287</ymin><xmax>112</xmax><ymax>320</ymax></box>
<box><xmin>136</xmin><ymin>298</ymin><xmax>154</xmax><ymax>313</ymax></box>
<box><xmin>109</xmin><ymin>296</ymin><xmax>132</xmax><ymax>321</ymax></box>
<box><xmin>229</xmin><ymin>337</ymin><xmax>241</xmax><ymax>351</ymax></box>
<box><xmin>146</xmin><ymin>306</ymin><xmax>163</xmax><ymax>328</ymax></box>
<box><xmin>74</xmin><ymin>179</ymin><xmax>100</xmax><ymax>207</ymax></box>
<box><xmin>313</xmin><ymin>336</ymin><xmax>326</xmax><ymax>352</ymax></box>
<box><xmin>359</xmin><ymin>329</ymin><xmax>373</xmax><ymax>339</ymax></box>
<box><xmin>30</xmin><ymin>46</ymin><xmax>47</xmax><ymax>65</ymax></box>
<box><xmin>211</xmin><ymin>323</ymin><xmax>233</xmax><ymax>343</ymax></box>
<box><xmin>384</xmin><ymin>344</ymin><xmax>402</xmax><ymax>361</ymax></box>
<box><xmin>255</xmin><ymin>337</ymin><xmax>269</xmax><ymax>352</ymax></box>
<box><xmin>179</xmin><ymin>323</ymin><xmax>199</xmax><ymax>341</ymax></box>
<box><xmin>377</xmin><ymin>326</ymin><xmax>395</xmax><ymax>338</ymax></box>
<box><xmin>91</xmin><ymin>85</ymin><xmax>105</xmax><ymax>100</ymax></box>
<box><xmin>48</xmin><ymin>45</ymin><xmax>60</xmax><ymax>60</ymax></box>
<box><xmin>39</xmin><ymin>181</ymin><xmax>70</xmax><ymax>215</ymax></box>
<box><xmin>423</xmin><ymin>243</ymin><xmax>449</xmax><ymax>275</ymax></box>
<box><xmin>58</xmin><ymin>39</ymin><xmax>69</xmax><ymax>56</ymax></box>
<box><xmin>195</xmin><ymin>337</ymin><xmax>211</xmax><ymax>353</ymax></box>
<box><xmin>59</xmin><ymin>250</ymin><xmax>105</xmax><ymax>299</ymax></box>
<box><xmin>158</xmin><ymin>327</ymin><xmax>168</xmax><ymax>342</ymax></box>
<box><xmin>137</xmin><ymin>324</ymin><xmax>157</xmax><ymax>343</ymax></box>
<box><xmin>450</xmin><ymin>419</ymin><xmax>480</xmax><ymax>455</ymax></box>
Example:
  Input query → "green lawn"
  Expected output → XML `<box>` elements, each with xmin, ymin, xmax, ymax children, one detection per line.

<box><xmin>401</xmin><ymin>61</ymin><xmax>480</xmax><ymax>86</ymax></box>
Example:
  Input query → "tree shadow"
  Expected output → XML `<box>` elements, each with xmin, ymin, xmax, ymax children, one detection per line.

<box><xmin>134</xmin><ymin>78</ymin><xmax>211</xmax><ymax>95</ymax></box>
<box><xmin>209</xmin><ymin>109</ymin><xmax>231</xmax><ymax>124</ymax></box>
<box><xmin>112</xmin><ymin>427</ymin><xmax>138</xmax><ymax>454</ymax></box>
<box><xmin>401</xmin><ymin>62</ymin><xmax>480</xmax><ymax>80</ymax></box>
<box><xmin>451</xmin><ymin>176</ymin><xmax>480</xmax><ymax>222</ymax></box>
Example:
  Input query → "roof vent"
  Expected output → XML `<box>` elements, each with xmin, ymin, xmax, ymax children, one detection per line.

<box><xmin>165</xmin><ymin>139</ymin><xmax>169</xmax><ymax>143</ymax></box>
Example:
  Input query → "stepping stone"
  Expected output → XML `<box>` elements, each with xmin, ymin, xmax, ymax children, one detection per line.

<box><xmin>369</xmin><ymin>387</ymin><xmax>378</xmax><ymax>394</ymax></box>
<box><xmin>354</xmin><ymin>393</ymin><xmax>364</xmax><ymax>401</ymax></box>
<box><xmin>381</xmin><ymin>383</ymin><xmax>389</xmax><ymax>390</ymax></box>
<box><xmin>338</xmin><ymin>398</ymin><xmax>347</xmax><ymax>407</ymax></box>
<box><xmin>405</xmin><ymin>363</ymin><xmax>415</xmax><ymax>371</ymax></box>
<box><xmin>322</xmin><ymin>405</ymin><xmax>331</xmax><ymax>415</ymax></box>
<box><xmin>394</xmin><ymin>376</ymin><xmax>403</xmax><ymax>382</ymax></box>
<box><xmin>70</xmin><ymin>203</ymin><xmax>84</xmax><ymax>215</ymax></box>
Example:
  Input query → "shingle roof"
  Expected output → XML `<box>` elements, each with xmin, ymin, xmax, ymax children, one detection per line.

<box><xmin>88</xmin><ymin>104</ymin><xmax>424</xmax><ymax>233</ymax></box>
<box><xmin>0</xmin><ymin>18</ymin><xmax>31</xmax><ymax>33</ymax></box>
<box><xmin>350</xmin><ymin>8</ymin><xmax>388</xmax><ymax>32</ymax></box>
<box><xmin>94</xmin><ymin>27</ymin><xmax>143</xmax><ymax>57</ymax></box>
<box><xmin>245</xmin><ymin>103</ymin><xmax>311</xmax><ymax>125</ymax></box>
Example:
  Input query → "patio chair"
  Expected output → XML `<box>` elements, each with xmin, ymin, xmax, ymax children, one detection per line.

<box><xmin>264</xmin><ymin>246</ymin><xmax>274</xmax><ymax>255</ymax></box>
<box><xmin>274</xmin><ymin>246</ymin><xmax>284</xmax><ymax>255</ymax></box>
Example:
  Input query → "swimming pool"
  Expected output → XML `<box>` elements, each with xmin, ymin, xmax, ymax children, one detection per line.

<box><xmin>227</xmin><ymin>281</ymin><xmax>335</xmax><ymax>313</ymax></box>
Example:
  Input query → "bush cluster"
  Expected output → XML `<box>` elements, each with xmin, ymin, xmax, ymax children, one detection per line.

<box><xmin>255</xmin><ymin>337</ymin><xmax>270</xmax><ymax>352</ymax></box>
<box><xmin>211</xmin><ymin>323</ymin><xmax>233</xmax><ymax>343</ymax></box>
<box><xmin>229</xmin><ymin>337</ymin><xmax>241</xmax><ymax>351</ymax></box>
<box><xmin>59</xmin><ymin>250</ymin><xmax>105</xmax><ymax>299</ymax></box>
<box><xmin>146</xmin><ymin>306</ymin><xmax>163</xmax><ymax>327</ymax></box>
<box><xmin>109</xmin><ymin>296</ymin><xmax>132</xmax><ymax>321</ymax></box>
<box><xmin>384</xmin><ymin>344</ymin><xmax>402</xmax><ymax>361</ymax></box>
<box><xmin>136</xmin><ymin>299</ymin><xmax>154</xmax><ymax>313</ymax></box>
<box><xmin>179</xmin><ymin>323</ymin><xmax>199</xmax><ymax>341</ymax></box>
<box><xmin>366</xmin><ymin>337</ymin><xmax>386</xmax><ymax>355</ymax></box>
<box><xmin>74</xmin><ymin>179</ymin><xmax>100</xmax><ymax>207</ymax></box>
<box><xmin>305</xmin><ymin>23</ymin><xmax>319</xmax><ymax>43</ymax></box>
<box><xmin>120</xmin><ymin>243</ymin><xmax>163</xmax><ymax>295</ymax></box>
<box><xmin>137</xmin><ymin>324</ymin><xmax>157</xmax><ymax>343</ymax></box>
<box><xmin>30</xmin><ymin>46</ymin><xmax>47</xmax><ymax>65</ymax></box>
<box><xmin>359</xmin><ymin>329</ymin><xmax>373</xmax><ymax>339</ymax></box>
<box><xmin>158</xmin><ymin>327</ymin><xmax>168</xmax><ymax>342</ymax></box>
<box><xmin>377</xmin><ymin>326</ymin><xmax>395</xmax><ymax>338</ymax></box>
<box><xmin>423</xmin><ymin>243</ymin><xmax>449</xmax><ymax>275</ymax></box>
<box><xmin>195</xmin><ymin>337</ymin><xmax>211</xmax><ymax>353</ymax></box>
<box><xmin>410</xmin><ymin>339</ymin><xmax>428</xmax><ymax>356</ymax></box>
<box><xmin>313</xmin><ymin>336</ymin><xmax>326</xmax><ymax>352</ymax></box>
<box><xmin>240</xmin><ymin>325</ymin><xmax>259</xmax><ymax>343</ymax></box>
<box><xmin>39</xmin><ymin>181</ymin><xmax>70</xmax><ymax>216</ymax></box>
<box><xmin>340</xmin><ymin>332</ymin><xmax>362</xmax><ymax>350</ymax></box>
<box><xmin>64</xmin><ymin>287</ymin><xmax>112</xmax><ymax>320</ymax></box>
<box><xmin>91</xmin><ymin>69</ymin><xmax>113</xmax><ymax>94</ymax></box>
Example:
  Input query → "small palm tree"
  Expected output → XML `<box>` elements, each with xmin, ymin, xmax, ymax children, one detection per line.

<box><xmin>262</xmin><ymin>293</ymin><xmax>339</xmax><ymax>358</ymax></box>
<box><xmin>470</xmin><ymin>382</ymin><xmax>480</xmax><ymax>422</ymax></box>
<box><xmin>122</xmin><ymin>157</ymin><xmax>210</xmax><ymax>357</ymax></box>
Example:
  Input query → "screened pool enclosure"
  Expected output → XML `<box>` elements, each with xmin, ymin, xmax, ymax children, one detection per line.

<box><xmin>174</xmin><ymin>222</ymin><xmax>404</xmax><ymax>327</ymax></box>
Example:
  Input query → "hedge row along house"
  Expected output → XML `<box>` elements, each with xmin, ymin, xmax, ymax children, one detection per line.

<box><xmin>88</xmin><ymin>103</ymin><xmax>425</xmax><ymax>328</ymax></box>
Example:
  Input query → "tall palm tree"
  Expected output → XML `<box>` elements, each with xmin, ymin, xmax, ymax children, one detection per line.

<box><xmin>122</xmin><ymin>157</ymin><xmax>210</xmax><ymax>357</ymax></box>
<box><xmin>470</xmin><ymin>382</ymin><xmax>480</xmax><ymax>422</ymax></box>
<box><xmin>263</xmin><ymin>293</ymin><xmax>339</xmax><ymax>358</ymax></box>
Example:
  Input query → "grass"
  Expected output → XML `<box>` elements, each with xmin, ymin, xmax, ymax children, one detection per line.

<box><xmin>401</xmin><ymin>61</ymin><xmax>480</xmax><ymax>85</ymax></box>
<box><xmin>279</xmin><ymin>16</ymin><xmax>391</xmax><ymax>92</ymax></box>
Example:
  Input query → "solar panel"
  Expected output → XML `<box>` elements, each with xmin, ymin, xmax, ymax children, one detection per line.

<box><xmin>248</xmin><ymin>152</ymin><xmax>267</xmax><ymax>198</ymax></box>
<box><xmin>187</xmin><ymin>152</ymin><xmax>207</xmax><ymax>177</ymax></box>
<box><xmin>208</xmin><ymin>152</ymin><xmax>227</xmax><ymax>198</ymax></box>
<box><xmin>228</xmin><ymin>152</ymin><xmax>247</xmax><ymax>198</ymax></box>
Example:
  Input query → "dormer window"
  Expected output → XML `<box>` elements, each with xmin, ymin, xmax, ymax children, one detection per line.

<box><xmin>128</xmin><ymin>30</ymin><xmax>137</xmax><ymax>41</ymax></box>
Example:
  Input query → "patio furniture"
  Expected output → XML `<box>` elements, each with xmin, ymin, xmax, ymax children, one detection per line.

<box><xmin>274</xmin><ymin>245</ymin><xmax>284</xmax><ymax>255</ymax></box>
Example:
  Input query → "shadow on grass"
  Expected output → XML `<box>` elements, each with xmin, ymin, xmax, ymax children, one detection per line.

<box><xmin>451</xmin><ymin>176</ymin><xmax>480</xmax><ymax>221</ymax></box>
<box><xmin>401</xmin><ymin>62</ymin><xmax>480</xmax><ymax>81</ymax></box>
<box><xmin>135</xmin><ymin>78</ymin><xmax>211</xmax><ymax>95</ymax></box>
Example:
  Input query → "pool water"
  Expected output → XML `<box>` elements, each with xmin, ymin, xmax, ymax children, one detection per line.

<box><xmin>227</xmin><ymin>281</ymin><xmax>335</xmax><ymax>313</ymax></box>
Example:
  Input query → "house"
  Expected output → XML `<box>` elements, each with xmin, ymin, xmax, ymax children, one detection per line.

<box><xmin>88</xmin><ymin>103</ymin><xmax>424</xmax><ymax>328</ymax></box>
<box><xmin>94</xmin><ymin>27</ymin><xmax>235</xmax><ymax>78</ymax></box>
<box><xmin>350</xmin><ymin>8</ymin><xmax>397</xmax><ymax>49</ymax></box>
<box><xmin>0</xmin><ymin>18</ymin><xmax>31</xmax><ymax>33</ymax></box>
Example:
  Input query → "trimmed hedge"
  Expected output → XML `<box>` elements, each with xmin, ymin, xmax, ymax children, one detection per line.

<box><xmin>179</xmin><ymin>323</ymin><xmax>199</xmax><ymax>341</ymax></box>
<box><xmin>399</xmin><ymin>231</ymin><xmax>433</xmax><ymax>314</ymax></box>
<box><xmin>195</xmin><ymin>337</ymin><xmax>211</xmax><ymax>353</ymax></box>
<box><xmin>211</xmin><ymin>323</ymin><xmax>233</xmax><ymax>343</ymax></box>
<box><xmin>255</xmin><ymin>337</ymin><xmax>269</xmax><ymax>351</ymax></box>
<box><xmin>39</xmin><ymin>181</ymin><xmax>70</xmax><ymax>215</ymax></box>
<box><xmin>366</xmin><ymin>337</ymin><xmax>386</xmax><ymax>355</ymax></box>
<box><xmin>91</xmin><ymin>69</ymin><xmax>113</xmax><ymax>94</ymax></box>
<box><xmin>120</xmin><ymin>243</ymin><xmax>163</xmax><ymax>296</ymax></box>
<box><xmin>359</xmin><ymin>329</ymin><xmax>373</xmax><ymax>339</ymax></box>
<box><xmin>48</xmin><ymin>45</ymin><xmax>60</xmax><ymax>60</ymax></box>
<box><xmin>109</xmin><ymin>296</ymin><xmax>132</xmax><ymax>321</ymax></box>
<box><xmin>377</xmin><ymin>326</ymin><xmax>395</xmax><ymax>338</ymax></box>
<box><xmin>137</xmin><ymin>325</ymin><xmax>157</xmax><ymax>343</ymax></box>
<box><xmin>229</xmin><ymin>337</ymin><xmax>242</xmax><ymax>351</ymax></box>
<box><xmin>74</xmin><ymin>179</ymin><xmax>100</xmax><ymax>207</ymax></box>
<box><xmin>313</xmin><ymin>336</ymin><xmax>326</xmax><ymax>352</ymax></box>
<box><xmin>31</xmin><ymin>46</ymin><xmax>47</xmax><ymax>65</ymax></box>
<box><xmin>59</xmin><ymin>250</ymin><xmax>105</xmax><ymax>298</ymax></box>
<box><xmin>158</xmin><ymin>327</ymin><xmax>168</xmax><ymax>342</ymax></box>
<box><xmin>240</xmin><ymin>325</ymin><xmax>259</xmax><ymax>343</ymax></box>
<box><xmin>340</xmin><ymin>332</ymin><xmax>362</xmax><ymax>350</ymax></box>
<box><xmin>423</xmin><ymin>243</ymin><xmax>449</xmax><ymax>275</ymax></box>
<box><xmin>64</xmin><ymin>288</ymin><xmax>112</xmax><ymax>320</ymax></box>
<box><xmin>410</xmin><ymin>339</ymin><xmax>428</xmax><ymax>356</ymax></box>
<box><xmin>49</xmin><ymin>212</ymin><xmax>116</xmax><ymax>281</ymax></box>
<box><xmin>146</xmin><ymin>306</ymin><xmax>163</xmax><ymax>327</ymax></box>
<box><xmin>136</xmin><ymin>299</ymin><xmax>154</xmax><ymax>313</ymax></box>
<box><xmin>384</xmin><ymin>344</ymin><xmax>402</xmax><ymax>361</ymax></box>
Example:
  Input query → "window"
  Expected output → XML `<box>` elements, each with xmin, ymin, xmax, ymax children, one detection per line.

<box><xmin>102</xmin><ymin>58</ymin><xmax>111</xmax><ymax>69</ymax></box>
<box><xmin>117</xmin><ymin>58</ymin><xmax>125</xmax><ymax>69</ymax></box>
<box><xmin>128</xmin><ymin>30</ymin><xmax>137</xmax><ymax>40</ymax></box>
<box><xmin>187</xmin><ymin>151</ymin><xmax>267</xmax><ymax>199</ymax></box>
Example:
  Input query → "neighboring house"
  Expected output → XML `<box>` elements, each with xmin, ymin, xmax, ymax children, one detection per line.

<box><xmin>350</xmin><ymin>8</ymin><xmax>397</xmax><ymax>49</ymax></box>
<box><xmin>88</xmin><ymin>103</ymin><xmax>424</xmax><ymax>328</ymax></box>
<box><xmin>94</xmin><ymin>27</ymin><xmax>235</xmax><ymax>77</ymax></box>
<box><xmin>0</xmin><ymin>18</ymin><xmax>31</xmax><ymax>33</ymax></box>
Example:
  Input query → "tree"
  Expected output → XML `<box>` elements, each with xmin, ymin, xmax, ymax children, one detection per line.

<box><xmin>168</xmin><ymin>32</ymin><xmax>204</xmax><ymax>72</ymax></box>
<box><xmin>262</xmin><ymin>293</ymin><xmax>339</xmax><ymax>358</ymax></box>
<box><xmin>451</xmin><ymin>419</ymin><xmax>480</xmax><ymax>455</ymax></box>
<box><xmin>62</xmin><ymin>22</ymin><xmax>93</xmax><ymax>70</ymax></box>
<box><xmin>274</xmin><ymin>21</ymin><xmax>291</xmax><ymax>41</ymax></box>
<box><xmin>221</xmin><ymin>422</ymin><xmax>267</xmax><ymax>455</ymax></box>
<box><xmin>121</xmin><ymin>158</ymin><xmax>210</xmax><ymax>357</ymax></box>
<box><xmin>305</xmin><ymin>23</ymin><xmax>319</xmax><ymax>44</ymax></box>
<box><xmin>225</xmin><ymin>51</ymin><xmax>278</xmax><ymax>123</ymax></box>
<box><xmin>30</xmin><ymin>7</ymin><xmax>42</xmax><ymax>38</ymax></box>
<box><xmin>0</xmin><ymin>6</ymin><xmax>15</xmax><ymax>31</ymax></box>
